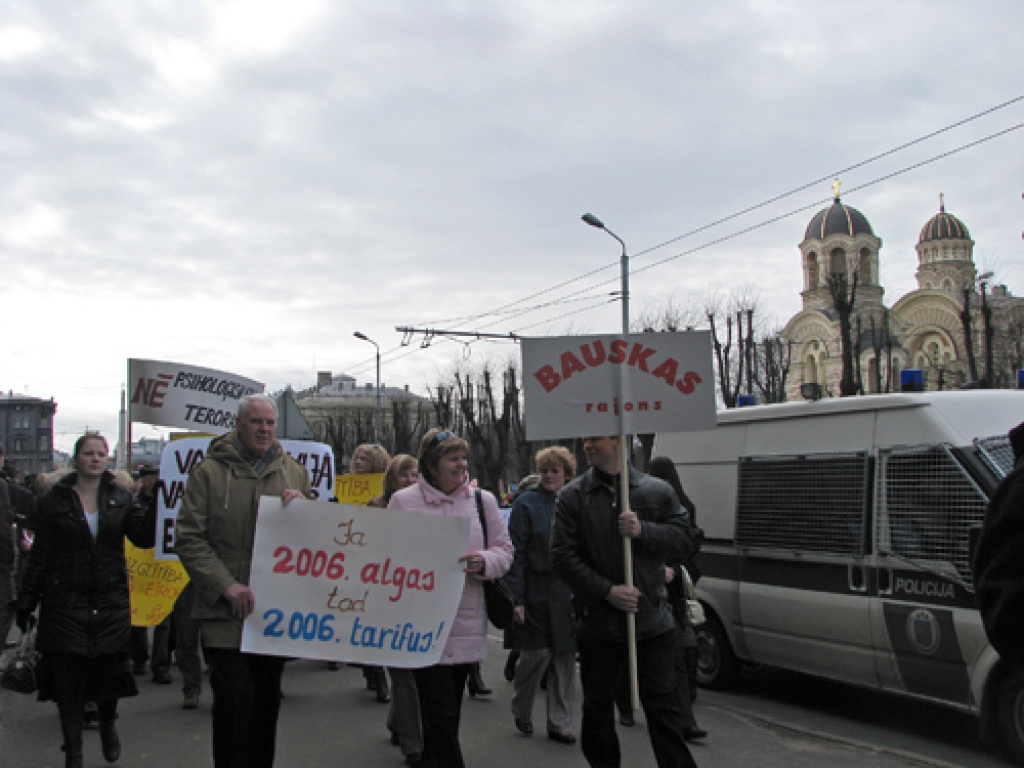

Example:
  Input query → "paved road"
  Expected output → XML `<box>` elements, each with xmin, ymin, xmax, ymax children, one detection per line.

<box><xmin>1</xmin><ymin>633</ymin><xmax>1018</xmax><ymax>768</ymax></box>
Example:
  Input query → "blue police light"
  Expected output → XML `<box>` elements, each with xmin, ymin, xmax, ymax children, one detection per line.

<box><xmin>1017</xmin><ymin>370</ymin><xmax>1024</xmax><ymax>390</ymax></box>
<box><xmin>737</xmin><ymin>394</ymin><xmax>757</xmax><ymax>407</ymax></box>
<box><xmin>900</xmin><ymin>369</ymin><xmax>925</xmax><ymax>392</ymax></box>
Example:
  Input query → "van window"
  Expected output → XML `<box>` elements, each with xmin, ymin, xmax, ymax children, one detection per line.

<box><xmin>876</xmin><ymin>445</ymin><xmax>988</xmax><ymax>589</ymax></box>
<box><xmin>975</xmin><ymin>434</ymin><xmax>1014</xmax><ymax>479</ymax></box>
<box><xmin>735</xmin><ymin>453</ymin><xmax>870</xmax><ymax>556</ymax></box>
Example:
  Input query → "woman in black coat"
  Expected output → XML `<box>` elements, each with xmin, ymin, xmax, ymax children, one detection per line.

<box><xmin>506</xmin><ymin>446</ymin><xmax>577</xmax><ymax>744</ymax></box>
<box><xmin>17</xmin><ymin>432</ymin><xmax>155</xmax><ymax>768</ymax></box>
<box><xmin>649</xmin><ymin>455</ymin><xmax>706</xmax><ymax>740</ymax></box>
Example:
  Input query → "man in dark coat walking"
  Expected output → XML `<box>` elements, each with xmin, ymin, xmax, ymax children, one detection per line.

<box><xmin>551</xmin><ymin>435</ymin><xmax>698</xmax><ymax>768</ymax></box>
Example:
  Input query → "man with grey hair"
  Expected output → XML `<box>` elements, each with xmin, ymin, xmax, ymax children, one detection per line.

<box><xmin>176</xmin><ymin>393</ymin><xmax>311</xmax><ymax>768</ymax></box>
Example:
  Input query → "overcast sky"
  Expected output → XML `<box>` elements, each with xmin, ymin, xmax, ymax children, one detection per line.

<box><xmin>3</xmin><ymin>1</ymin><xmax>1023</xmax><ymax>452</ymax></box>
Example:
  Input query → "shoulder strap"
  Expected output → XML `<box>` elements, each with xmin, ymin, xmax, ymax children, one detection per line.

<box><xmin>474</xmin><ymin>489</ymin><xmax>489</xmax><ymax>548</ymax></box>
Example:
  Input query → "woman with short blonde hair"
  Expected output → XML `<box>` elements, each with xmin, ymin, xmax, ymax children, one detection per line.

<box><xmin>506</xmin><ymin>444</ymin><xmax>578</xmax><ymax>745</ymax></box>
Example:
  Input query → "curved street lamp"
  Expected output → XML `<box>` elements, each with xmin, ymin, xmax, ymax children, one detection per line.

<box><xmin>353</xmin><ymin>331</ymin><xmax>382</xmax><ymax>443</ymax></box>
<box><xmin>582</xmin><ymin>213</ymin><xmax>629</xmax><ymax>334</ymax></box>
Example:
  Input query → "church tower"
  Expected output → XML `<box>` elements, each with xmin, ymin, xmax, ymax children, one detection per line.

<box><xmin>799</xmin><ymin>181</ymin><xmax>884</xmax><ymax>313</ymax></box>
<box><xmin>915</xmin><ymin>194</ymin><xmax>976</xmax><ymax>292</ymax></box>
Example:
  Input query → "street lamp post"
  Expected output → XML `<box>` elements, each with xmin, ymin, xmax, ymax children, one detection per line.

<box><xmin>582</xmin><ymin>213</ymin><xmax>629</xmax><ymax>333</ymax></box>
<box><xmin>353</xmin><ymin>332</ymin><xmax>382</xmax><ymax>443</ymax></box>
<box><xmin>582</xmin><ymin>212</ymin><xmax>639</xmax><ymax>709</ymax></box>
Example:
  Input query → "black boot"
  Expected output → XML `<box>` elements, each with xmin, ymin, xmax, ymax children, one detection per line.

<box><xmin>100</xmin><ymin>719</ymin><xmax>121</xmax><ymax>763</ymax></box>
<box><xmin>503</xmin><ymin>650</ymin><xmax>519</xmax><ymax>682</ymax></box>
<box><xmin>375</xmin><ymin>668</ymin><xmax>391</xmax><ymax>704</ymax></box>
<box><xmin>467</xmin><ymin>663</ymin><xmax>491</xmax><ymax>697</ymax></box>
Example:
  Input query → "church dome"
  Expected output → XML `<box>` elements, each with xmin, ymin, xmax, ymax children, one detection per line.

<box><xmin>918</xmin><ymin>198</ymin><xmax>970</xmax><ymax>244</ymax></box>
<box><xmin>804</xmin><ymin>197</ymin><xmax>874</xmax><ymax>241</ymax></box>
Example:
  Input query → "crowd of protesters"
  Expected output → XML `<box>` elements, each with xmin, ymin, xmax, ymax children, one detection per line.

<box><xmin>2</xmin><ymin>394</ymin><xmax>708</xmax><ymax>768</ymax></box>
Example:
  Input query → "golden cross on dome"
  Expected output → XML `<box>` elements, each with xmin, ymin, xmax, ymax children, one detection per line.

<box><xmin>832</xmin><ymin>178</ymin><xmax>841</xmax><ymax>200</ymax></box>
<box><xmin>940</xmin><ymin>192</ymin><xmax>945</xmax><ymax>212</ymax></box>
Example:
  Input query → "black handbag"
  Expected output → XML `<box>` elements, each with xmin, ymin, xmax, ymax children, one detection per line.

<box><xmin>2</xmin><ymin>615</ymin><xmax>40</xmax><ymax>694</ymax></box>
<box><xmin>474</xmin><ymin>491</ymin><xmax>515</xmax><ymax>631</ymax></box>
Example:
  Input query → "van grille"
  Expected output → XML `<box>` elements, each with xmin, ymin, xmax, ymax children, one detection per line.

<box><xmin>735</xmin><ymin>453</ymin><xmax>870</xmax><ymax>556</ymax></box>
<box><xmin>876</xmin><ymin>444</ymin><xmax>988</xmax><ymax>590</ymax></box>
<box><xmin>975</xmin><ymin>435</ymin><xmax>1014</xmax><ymax>479</ymax></box>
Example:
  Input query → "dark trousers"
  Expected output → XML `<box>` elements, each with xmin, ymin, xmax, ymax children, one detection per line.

<box><xmin>130</xmin><ymin>618</ymin><xmax>171</xmax><ymax>673</ymax></box>
<box><xmin>207</xmin><ymin>648</ymin><xmax>286</xmax><ymax>768</ymax></box>
<box><xmin>173</xmin><ymin>584</ymin><xmax>202</xmax><ymax>694</ymax></box>
<box><xmin>48</xmin><ymin>654</ymin><xmax>118</xmax><ymax>760</ymax></box>
<box><xmin>578</xmin><ymin>631</ymin><xmax>698</xmax><ymax>768</ymax></box>
<box><xmin>412</xmin><ymin>663</ymin><xmax>472</xmax><ymax>768</ymax></box>
<box><xmin>671</xmin><ymin>625</ymin><xmax>699</xmax><ymax>729</ymax></box>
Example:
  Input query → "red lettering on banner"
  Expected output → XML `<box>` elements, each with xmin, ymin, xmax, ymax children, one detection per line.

<box><xmin>531</xmin><ymin>340</ymin><xmax>704</xmax><ymax>396</ymax></box>
<box><xmin>560</xmin><ymin>351</ymin><xmax>587</xmax><ymax>380</ymax></box>
<box><xmin>131</xmin><ymin>373</ymin><xmax>173</xmax><ymax>408</ymax></box>
<box><xmin>535</xmin><ymin>365</ymin><xmax>561</xmax><ymax>393</ymax></box>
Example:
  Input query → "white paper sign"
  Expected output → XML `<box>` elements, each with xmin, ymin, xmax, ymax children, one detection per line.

<box><xmin>242</xmin><ymin>498</ymin><xmax>470</xmax><ymax>667</ymax></box>
<box><xmin>521</xmin><ymin>332</ymin><xmax>717</xmax><ymax>440</ymax></box>
<box><xmin>128</xmin><ymin>359</ymin><xmax>264</xmax><ymax>432</ymax></box>
<box><xmin>155</xmin><ymin>437</ymin><xmax>336</xmax><ymax>560</ymax></box>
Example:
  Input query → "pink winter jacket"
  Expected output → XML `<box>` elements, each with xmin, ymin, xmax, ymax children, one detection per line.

<box><xmin>388</xmin><ymin>477</ymin><xmax>513</xmax><ymax>665</ymax></box>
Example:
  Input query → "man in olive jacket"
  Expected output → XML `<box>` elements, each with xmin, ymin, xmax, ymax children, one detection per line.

<box><xmin>176</xmin><ymin>394</ymin><xmax>311</xmax><ymax>768</ymax></box>
<box><xmin>551</xmin><ymin>436</ymin><xmax>698</xmax><ymax>768</ymax></box>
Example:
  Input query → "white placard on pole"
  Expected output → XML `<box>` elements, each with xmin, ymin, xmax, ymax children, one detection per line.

<box><xmin>521</xmin><ymin>332</ymin><xmax>716</xmax><ymax>440</ymax></box>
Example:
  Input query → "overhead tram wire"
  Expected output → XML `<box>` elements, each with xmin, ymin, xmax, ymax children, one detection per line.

<box><xmin>422</xmin><ymin>94</ymin><xmax>1024</xmax><ymax>331</ymax></box>
<box><xmin>346</xmin><ymin>107</ymin><xmax>1024</xmax><ymax>377</ymax></box>
<box><xmin>495</xmin><ymin>118</ymin><xmax>1024</xmax><ymax>336</ymax></box>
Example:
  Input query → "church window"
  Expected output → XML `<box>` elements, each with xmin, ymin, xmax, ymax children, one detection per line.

<box><xmin>807</xmin><ymin>253</ymin><xmax>819</xmax><ymax>288</ymax></box>
<box><xmin>805</xmin><ymin>355</ymin><xmax>818</xmax><ymax>384</ymax></box>
<box><xmin>830</xmin><ymin>248</ymin><xmax>847</xmax><ymax>275</ymax></box>
<box><xmin>925</xmin><ymin>282</ymin><xmax>933</xmax><ymax>289</ymax></box>
<box><xmin>859</xmin><ymin>249</ymin><xmax>871</xmax><ymax>283</ymax></box>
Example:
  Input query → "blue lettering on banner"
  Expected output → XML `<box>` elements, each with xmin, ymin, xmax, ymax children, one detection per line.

<box><xmin>349</xmin><ymin>617</ymin><xmax>446</xmax><ymax>654</ymax></box>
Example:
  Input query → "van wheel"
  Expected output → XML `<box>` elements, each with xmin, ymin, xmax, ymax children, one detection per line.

<box><xmin>695</xmin><ymin>612</ymin><xmax>739</xmax><ymax>691</ymax></box>
<box><xmin>997</xmin><ymin>668</ymin><xmax>1024</xmax><ymax>763</ymax></box>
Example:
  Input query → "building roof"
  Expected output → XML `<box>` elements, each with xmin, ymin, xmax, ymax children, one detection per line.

<box><xmin>804</xmin><ymin>196</ymin><xmax>874</xmax><ymax>241</ymax></box>
<box><xmin>918</xmin><ymin>198</ymin><xmax>971</xmax><ymax>244</ymax></box>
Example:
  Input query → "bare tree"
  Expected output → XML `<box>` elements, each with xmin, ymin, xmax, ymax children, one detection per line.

<box><xmin>827</xmin><ymin>269</ymin><xmax>860</xmax><ymax>397</ymax></box>
<box><xmin>427</xmin><ymin>357</ymin><xmax>526</xmax><ymax>494</ymax></box>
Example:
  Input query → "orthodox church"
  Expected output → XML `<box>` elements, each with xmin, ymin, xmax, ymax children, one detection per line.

<box><xmin>782</xmin><ymin>183</ymin><xmax>1022</xmax><ymax>400</ymax></box>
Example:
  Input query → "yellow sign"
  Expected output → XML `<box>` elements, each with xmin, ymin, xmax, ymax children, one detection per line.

<box><xmin>126</xmin><ymin>540</ymin><xmax>190</xmax><ymax>626</ymax></box>
<box><xmin>335</xmin><ymin>473</ymin><xmax>384</xmax><ymax>505</ymax></box>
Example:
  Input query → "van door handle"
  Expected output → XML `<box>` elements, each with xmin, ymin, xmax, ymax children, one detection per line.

<box><xmin>849</xmin><ymin>564</ymin><xmax>867</xmax><ymax>592</ymax></box>
<box><xmin>878</xmin><ymin>567</ymin><xmax>892</xmax><ymax>596</ymax></box>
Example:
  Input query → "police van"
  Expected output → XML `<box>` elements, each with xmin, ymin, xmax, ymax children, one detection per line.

<box><xmin>655</xmin><ymin>390</ymin><xmax>1024</xmax><ymax>760</ymax></box>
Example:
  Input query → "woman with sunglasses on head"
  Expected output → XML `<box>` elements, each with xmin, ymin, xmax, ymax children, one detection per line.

<box><xmin>16</xmin><ymin>433</ymin><xmax>156</xmax><ymax>768</ymax></box>
<box><xmin>388</xmin><ymin>429</ymin><xmax>513</xmax><ymax>768</ymax></box>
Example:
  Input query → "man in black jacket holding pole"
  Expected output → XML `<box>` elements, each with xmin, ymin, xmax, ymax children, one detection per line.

<box><xmin>551</xmin><ymin>435</ymin><xmax>698</xmax><ymax>768</ymax></box>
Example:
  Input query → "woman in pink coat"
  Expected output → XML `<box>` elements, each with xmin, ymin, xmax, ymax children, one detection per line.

<box><xmin>388</xmin><ymin>428</ymin><xmax>513</xmax><ymax>768</ymax></box>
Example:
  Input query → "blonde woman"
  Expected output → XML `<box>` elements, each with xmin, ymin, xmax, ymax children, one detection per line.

<box><xmin>506</xmin><ymin>446</ymin><xmax>578</xmax><ymax>744</ymax></box>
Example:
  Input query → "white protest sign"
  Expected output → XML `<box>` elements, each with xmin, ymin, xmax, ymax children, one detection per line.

<box><xmin>155</xmin><ymin>437</ymin><xmax>336</xmax><ymax>560</ymax></box>
<box><xmin>242</xmin><ymin>498</ymin><xmax>470</xmax><ymax>667</ymax></box>
<box><xmin>128</xmin><ymin>359</ymin><xmax>264</xmax><ymax>432</ymax></box>
<box><xmin>521</xmin><ymin>332</ymin><xmax>717</xmax><ymax>440</ymax></box>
